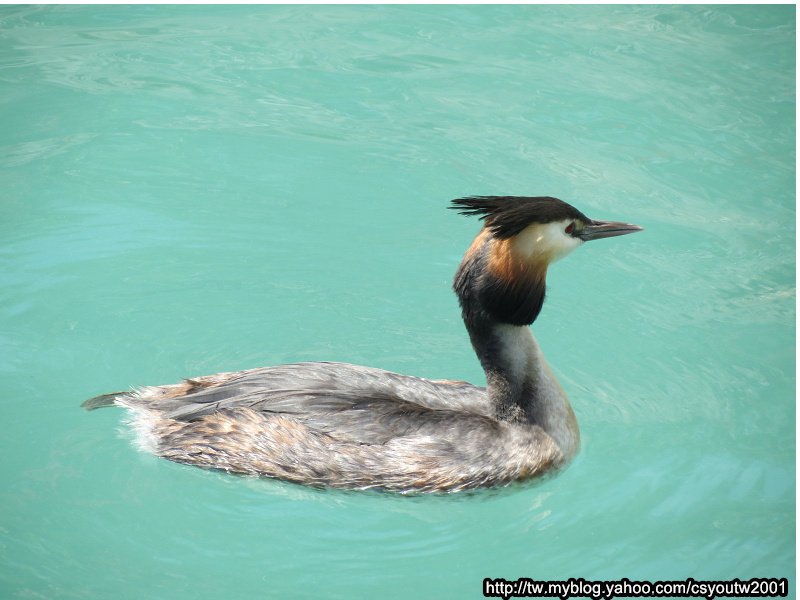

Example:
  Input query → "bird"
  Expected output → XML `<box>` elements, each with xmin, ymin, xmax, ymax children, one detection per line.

<box><xmin>83</xmin><ymin>196</ymin><xmax>642</xmax><ymax>494</ymax></box>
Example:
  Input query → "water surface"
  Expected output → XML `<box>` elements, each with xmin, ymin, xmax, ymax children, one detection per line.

<box><xmin>0</xmin><ymin>5</ymin><xmax>795</xmax><ymax>599</ymax></box>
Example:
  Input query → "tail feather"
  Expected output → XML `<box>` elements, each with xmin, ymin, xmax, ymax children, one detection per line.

<box><xmin>81</xmin><ymin>392</ymin><xmax>126</xmax><ymax>411</ymax></box>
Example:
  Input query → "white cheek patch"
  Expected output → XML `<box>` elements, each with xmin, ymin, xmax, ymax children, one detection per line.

<box><xmin>513</xmin><ymin>220</ymin><xmax>582</xmax><ymax>264</ymax></box>
<box><xmin>545</xmin><ymin>221</ymin><xmax>583</xmax><ymax>262</ymax></box>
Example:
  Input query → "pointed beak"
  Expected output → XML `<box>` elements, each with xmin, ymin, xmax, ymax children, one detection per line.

<box><xmin>578</xmin><ymin>220</ymin><xmax>643</xmax><ymax>241</ymax></box>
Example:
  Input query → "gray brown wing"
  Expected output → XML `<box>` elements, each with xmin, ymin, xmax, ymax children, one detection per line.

<box><xmin>145</xmin><ymin>362</ymin><xmax>490</xmax><ymax>446</ymax></box>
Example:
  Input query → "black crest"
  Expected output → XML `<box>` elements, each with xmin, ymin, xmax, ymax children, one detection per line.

<box><xmin>450</xmin><ymin>196</ymin><xmax>589</xmax><ymax>239</ymax></box>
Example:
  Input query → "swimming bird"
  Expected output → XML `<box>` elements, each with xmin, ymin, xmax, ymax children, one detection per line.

<box><xmin>83</xmin><ymin>196</ymin><xmax>642</xmax><ymax>493</ymax></box>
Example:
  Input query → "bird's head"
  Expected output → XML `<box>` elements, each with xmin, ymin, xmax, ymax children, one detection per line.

<box><xmin>451</xmin><ymin>196</ymin><xmax>642</xmax><ymax>326</ymax></box>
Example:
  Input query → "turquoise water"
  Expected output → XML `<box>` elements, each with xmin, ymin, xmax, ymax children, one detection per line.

<box><xmin>0</xmin><ymin>4</ymin><xmax>794</xmax><ymax>599</ymax></box>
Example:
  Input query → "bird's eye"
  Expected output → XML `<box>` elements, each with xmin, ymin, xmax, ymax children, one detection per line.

<box><xmin>565</xmin><ymin>222</ymin><xmax>575</xmax><ymax>235</ymax></box>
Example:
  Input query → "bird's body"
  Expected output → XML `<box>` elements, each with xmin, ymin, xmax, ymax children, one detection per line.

<box><xmin>84</xmin><ymin>196</ymin><xmax>641</xmax><ymax>493</ymax></box>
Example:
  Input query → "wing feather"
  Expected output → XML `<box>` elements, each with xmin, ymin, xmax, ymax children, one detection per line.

<box><xmin>147</xmin><ymin>362</ymin><xmax>490</xmax><ymax>446</ymax></box>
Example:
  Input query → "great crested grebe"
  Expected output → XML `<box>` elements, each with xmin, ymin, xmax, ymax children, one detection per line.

<box><xmin>83</xmin><ymin>196</ymin><xmax>642</xmax><ymax>493</ymax></box>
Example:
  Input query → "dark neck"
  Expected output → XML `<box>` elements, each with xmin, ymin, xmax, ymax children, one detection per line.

<box><xmin>452</xmin><ymin>229</ymin><xmax>580</xmax><ymax>460</ymax></box>
<box><xmin>460</xmin><ymin>298</ymin><xmax>580</xmax><ymax>461</ymax></box>
<box><xmin>453</xmin><ymin>233</ymin><xmax>548</xmax><ymax>421</ymax></box>
<box><xmin>463</xmin><ymin>313</ymin><xmax>539</xmax><ymax>422</ymax></box>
